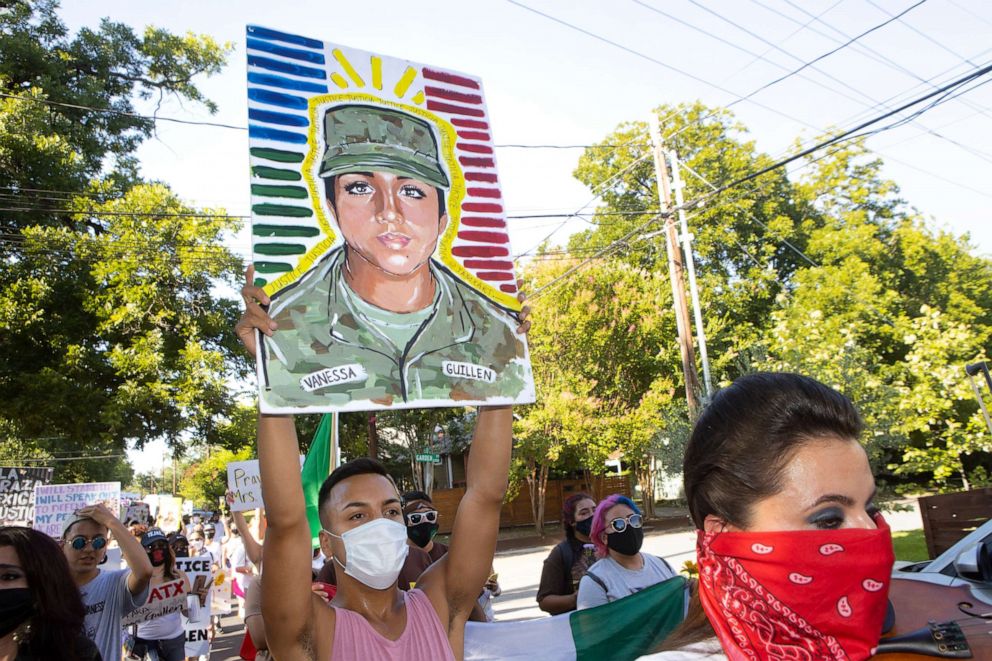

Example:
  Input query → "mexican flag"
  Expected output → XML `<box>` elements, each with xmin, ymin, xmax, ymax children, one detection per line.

<box><xmin>301</xmin><ymin>413</ymin><xmax>338</xmax><ymax>548</ymax></box>
<box><xmin>465</xmin><ymin>576</ymin><xmax>688</xmax><ymax>661</ymax></box>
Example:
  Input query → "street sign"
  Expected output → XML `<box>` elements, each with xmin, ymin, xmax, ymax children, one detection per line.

<box><xmin>416</xmin><ymin>453</ymin><xmax>440</xmax><ymax>463</ymax></box>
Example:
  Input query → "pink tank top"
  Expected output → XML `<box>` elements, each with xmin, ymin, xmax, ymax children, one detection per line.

<box><xmin>329</xmin><ymin>588</ymin><xmax>455</xmax><ymax>661</ymax></box>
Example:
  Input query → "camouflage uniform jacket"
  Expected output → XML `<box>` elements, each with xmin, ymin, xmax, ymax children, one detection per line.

<box><xmin>260</xmin><ymin>248</ymin><xmax>529</xmax><ymax>410</ymax></box>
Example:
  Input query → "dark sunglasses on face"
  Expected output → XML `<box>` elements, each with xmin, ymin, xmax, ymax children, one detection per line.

<box><xmin>608</xmin><ymin>514</ymin><xmax>643</xmax><ymax>533</ymax></box>
<box><xmin>406</xmin><ymin>510</ymin><xmax>438</xmax><ymax>526</ymax></box>
<box><xmin>69</xmin><ymin>535</ymin><xmax>107</xmax><ymax>551</ymax></box>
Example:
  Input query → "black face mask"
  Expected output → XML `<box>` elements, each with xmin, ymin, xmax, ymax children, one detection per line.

<box><xmin>407</xmin><ymin>522</ymin><xmax>439</xmax><ymax>548</ymax></box>
<box><xmin>0</xmin><ymin>588</ymin><xmax>34</xmax><ymax>637</ymax></box>
<box><xmin>574</xmin><ymin>517</ymin><xmax>593</xmax><ymax>537</ymax></box>
<box><xmin>606</xmin><ymin>526</ymin><xmax>644</xmax><ymax>556</ymax></box>
<box><xmin>149</xmin><ymin>549</ymin><xmax>167</xmax><ymax>567</ymax></box>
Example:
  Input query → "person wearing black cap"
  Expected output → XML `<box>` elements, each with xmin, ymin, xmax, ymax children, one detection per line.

<box><xmin>250</xmin><ymin>103</ymin><xmax>529</xmax><ymax>409</ymax></box>
<box><xmin>128</xmin><ymin>528</ymin><xmax>195</xmax><ymax>661</ymax></box>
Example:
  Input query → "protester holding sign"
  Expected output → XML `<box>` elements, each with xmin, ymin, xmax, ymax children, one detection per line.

<box><xmin>62</xmin><ymin>502</ymin><xmax>152</xmax><ymax>661</ymax></box>
<box><xmin>0</xmin><ymin>526</ymin><xmax>100</xmax><ymax>660</ymax></box>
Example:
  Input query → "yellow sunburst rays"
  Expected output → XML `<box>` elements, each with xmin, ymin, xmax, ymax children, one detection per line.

<box><xmin>329</xmin><ymin>48</ymin><xmax>425</xmax><ymax>105</ymax></box>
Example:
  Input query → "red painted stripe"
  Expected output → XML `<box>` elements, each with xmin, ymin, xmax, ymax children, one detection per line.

<box><xmin>459</xmin><ymin>156</ymin><xmax>494</xmax><ymax>168</ymax></box>
<box><xmin>426</xmin><ymin>99</ymin><xmax>485</xmax><ymax>117</ymax></box>
<box><xmin>467</xmin><ymin>187</ymin><xmax>501</xmax><ymax>198</ymax></box>
<box><xmin>500</xmin><ymin>284</ymin><xmax>518</xmax><ymax>293</ymax></box>
<box><xmin>464</xmin><ymin>259</ymin><xmax>514</xmax><ymax>269</ymax></box>
<box><xmin>452</xmin><ymin>245</ymin><xmax>509</xmax><ymax>258</ymax></box>
<box><xmin>458</xmin><ymin>142</ymin><xmax>493</xmax><ymax>154</ymax></box>
<box><xmin>457</xmin><ymin>130</ymin><xmax>491</xmax><ymax>141</ymax></box>
<box><xmin>464</xmin><ymin>171</ymin><xmax>498</xmax><ymax>183</ymax></box>
<box><xmin>460</xmin><ymin>216</ymin><xmax>506</xmax><ymax>228</ymax></box>
<box><xmin>458</xmin><ymin>230</ymin><xmax>509</xmax><ymax>243</ymax></box>
<box><xmin>422</xmin><ymin>68</ymin><xmax>481</xmax><ymax>89</ymax></box>
<box><xmin>476</xmin><ymin>271</ymin><xmax>515</xmax><ymax>282</ymax></box>
<box><xmin>425</xmin><ymin>86</ymin><xmax>483</xmax><ymax>105</ymax></box>
<box><xmin>462</xmin><ymin>202</ymin><xmax>502</xmax><ymax>213</ymax></box>
<box><xmin>451</xmin><ymin>118</ymin><xmax>488</xmax><ymax>130</ymax></box>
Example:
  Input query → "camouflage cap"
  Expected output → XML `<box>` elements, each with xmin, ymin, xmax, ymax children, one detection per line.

<box><xmin>318</xmin><ymin>104</ymin><xmax>450</xmax><ymax>189</ymax></box>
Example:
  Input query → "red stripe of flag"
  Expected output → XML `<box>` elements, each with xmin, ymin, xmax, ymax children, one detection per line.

<box><xmin>458</xmin><ymin>230</ymin><xmax>509</xmax><ymax>243</ymax></box>
<box><xmin>476</xmin><ymin>271</ymin><xmax>515</xmax><ymax>282</ymax></box>
<box><xmin>458</xmin><ymin>130</ymin><xmax>491</xmax><ymax>141</ymax></box>
<box><xmin>422</xmin><ymin>68</ymin><xmax>481</xmax><ymax>89</ymax></box>
<box><xmin>464</xmin><ymin>171</ymin><xmax>498</xmax><ymax>183</ymax></box>
<box><xmin>467</xmin><ymin>187</ymin><xmax>501</xmax><ymax>198</ymax></box>
<box><xmin>458</xmin><ymin>142</ymin><xmax>493</xmax><ymax>154</ymax></box>
<box><xmin>500</xmin><ymin>284</ymin><xmax>518</xmax><ymax>293</ymax></box>
<box><xmin>459</xmin><ymin>156</ymin><xmax>494</xmax><ymax>168</ymax></box>
<box><xmin>452</xmin><ymin>118</ymin><xmax>488</xmax><ymax>130</ymax></box>
<box><xmin>452</xmin><ymin>246</ymin><xmax>508</xmax><ymax>257</ymax></box>
<box><xmin>462</xmin><ymin>202</ymin><xmax>502</xmax><ymax>213</ymax></box>
<box><xmin>464</xmin><ymin>259</ymin><xmax>514</xmax><ymax>269</ymax></box>
<box><xmin>425</xmin><ymin>86</ymin><xmax>482</xmax><ymax>105</ymax></box>
<box><xmin>427</xmin><ymin>99</ymin><xmax>485</xmax><ymax>117</ymax></box>
<box><xmin>460</xmin><ymin>216</ymin><xmax>506</xmax><ymax>228</ymax></box>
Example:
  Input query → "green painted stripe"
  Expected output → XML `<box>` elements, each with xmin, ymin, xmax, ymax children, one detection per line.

<box><xmin>254</xmin><ymin>242</ymin><xmax>307</xmax><ymax>256</ymax></box>
<box><xmin>252</xmin><ymin>166</ymin><xmax>302</xmax><ymax>181</ymax></box>
<box><xmin>251</xmin><ymin>184</ymin><xmax>308</xmax><ymax>199</ymax></box>
<box><xmin>253</xmin><ymin>224</ymin><xmax>321</xmax><ymax>238</ymax></box>
<box><xmin>254</xmin><ymin>261</ymin><xmax>293</xmax><ymax>274</ymax></box>
<box><xmin>250</xmin><ymin>147</ymin><xmax>305</xmax><ymax>163</ymax></box>
<box><xmin>253</xmin><ymin>277</ymin><xmax>267</xmax><ymax>287</ymax></box>
<box><xmin>252</xmin><ymin>203</ymin><xmax>313</xmax><ymax>217</ymax></box>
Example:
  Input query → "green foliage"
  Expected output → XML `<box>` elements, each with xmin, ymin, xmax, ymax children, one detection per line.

<box><xmin>0</xmin><ymin>1</ymin><xmax>239</xmax><ymax>481</ymax></box>
<box><xmin>178</xmin><ymin>447</ymin><xmax>253</xmax><ymax>508</ymax></box>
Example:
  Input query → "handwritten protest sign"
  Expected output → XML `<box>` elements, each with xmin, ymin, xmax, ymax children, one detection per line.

<box><xmin>32</xmin><ymin>482</ymin><xmax>120</xmax><ymax>538</ymax></box>
<box><xmin>121</xmin><ymin>576</ymin><xmax>187</xmax><ymax>627</ymax></box>
<box><xmin>176</xmin><ymin>556</ymin><xmax>213</xmax><ymax>657</ymax></box>
<box><xmin>211</xmin><ymin>569</ymin><xmax>233</xmax><ymax>615</ymax></box>
<box><xmin>0</xmin><ymin>466</ymin><xmax>53</xmax><ymax>526</ymax></box>
<box><xmin>227</xmin><ymin>457</ymin><xmax>303</xmax><ymax>511</ymax></box>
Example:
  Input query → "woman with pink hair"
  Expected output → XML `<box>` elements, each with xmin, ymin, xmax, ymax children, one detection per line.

<box><xmin>575</xmin><ymin>494</ymin><xmax>677</xmax><ymax>609</ymax></box>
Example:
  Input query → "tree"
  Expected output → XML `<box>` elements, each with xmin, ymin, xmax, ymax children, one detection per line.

<box><xmin>178</xmin><ymin>447</ymin><xmax>253</xmax><ymax>508</ymax></box>
<box><xmin>0</xmin><ymin>1</ymin><xmax>240</xmax><ymax>481</ymax></box>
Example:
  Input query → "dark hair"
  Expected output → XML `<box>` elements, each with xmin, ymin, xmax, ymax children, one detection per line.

<box><xmin>401</xmin><ymin>490</ymin><xmax>432</xmax><ymax>506</ymax></box>
<box><xmin>660</xmin><ymin>372</ymin><xmax>864</xmax><ymax>651</ymax></box>
<box><xmin>561</xmin><ymin>492</ymin><xmax>594</xmax><ymax>542</ymax></box>
<box><xmin>317</xmin><ymin>458</ymin><xmax>395</xmax><ymax>528</ymax></box>
<box><xmin>0</xmin><ymin>526</ymin><xmax>90</xmax><ymax>660</ymax></box>
<box><xmin>323</xmin><ymin>175</ymin><xmax>446</xmax><ymax>219</ymax></box>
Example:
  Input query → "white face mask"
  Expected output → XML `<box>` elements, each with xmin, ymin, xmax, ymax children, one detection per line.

<box><xmin>324</xmin><ymin>518</ymin><xmax>409</xmax><ymax>590</ymax></box>
<box><xmin>190</xmin><ymin>539</ymin><xmax>204</xmax><ymax>552</ymax></box>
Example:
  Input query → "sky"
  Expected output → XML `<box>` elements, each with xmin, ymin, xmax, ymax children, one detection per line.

<box><xmin>56</xmin><ymin>0</ymin><xmax>992</xmax><ymax>474</ymax></box>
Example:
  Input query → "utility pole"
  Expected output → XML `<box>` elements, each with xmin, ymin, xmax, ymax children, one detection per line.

<box><xmin>668</xmin><ymin>150</ymin><xmax>713</xmax><ymax>400</ymax></box>
<box><xmin>367</xmin><ymin>413</ymin><xmax>379</xmax><ymax>460</ymax></box>
<box><xmin>650</xmin><ymin>116</ymin><xmax>701</xmax><ymax>418</ymax></box>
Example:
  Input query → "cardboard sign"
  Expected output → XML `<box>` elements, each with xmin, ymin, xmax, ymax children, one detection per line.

<box><xmin>155</xmin><ymin>495</ymin><xmax>183</xmax><ymax>534</ymax></box>
<box><xmin>121</xmin><ymin>577</ymin><xmax>187</xmax><ymax>627</ymax></box>
<box><xmin>211</xmin><ymin>568</ymin><xmax>234</xmax><ymax>615</ymax></box>
<box><xmin>0</xmin><ymin>466</ymin><xmax>53</xmax><ymax>526</ymax></box>
<box><xmin>227</xmin><ymin>457</ymin><xmax>304</xmax><ymax>511</ymax></box>
<box><xmin>32</xmin><ymin>482</ymin><xmax>120</xmax><ymax>538</ymax></box>
<box><xmin>122</xmin><ymin>502</ymin><xmax>151</xmax><ymax>526</ymax></box>
<box><xmin>176</xmin><ymin>555</ymin><xmax>213</xmax><ymax>657</ymax></box>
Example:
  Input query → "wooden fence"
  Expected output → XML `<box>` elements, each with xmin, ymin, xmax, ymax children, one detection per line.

<box><xmin>918</xmin><ymin>487</ymin><xmax>992</xmax><ymax>558</ymax></box>
<box><xmin>430</xmin><ymin>475</ymin><xmax>632</xmax><ymax>535</ymax></box>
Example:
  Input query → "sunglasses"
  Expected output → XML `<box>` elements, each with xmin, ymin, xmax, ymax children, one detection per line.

<box><xmin>69</xmin><ymin>535</ymin><xmax>107</xmax><ymax>551</ymax></box>
<box><xmin>406</xmin><ymin>510</ymin><xmax>438</xmax><ymax>526</ymax></box>
<box><xmin>608</xmin><ymin>514</ymin><xmax>643</xmax><ymax>533</ymax></box>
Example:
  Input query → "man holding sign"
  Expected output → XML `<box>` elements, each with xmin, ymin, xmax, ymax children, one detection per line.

<box><xmin>62</xmin><ymin>502</ymin><xmax>152</xmax><ymax>661</ymax></box>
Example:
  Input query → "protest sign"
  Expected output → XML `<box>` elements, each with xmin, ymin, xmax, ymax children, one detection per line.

<box><xmin>211</xmin><ymin>568</ymin><xmax>233</xmax><ymax>615</ymax></box>
<box><xmin>176</xmin><ymin>555</ymin><xmax>213</xmax><ymax>657</ymax></box>
<box><xmin>156</xmin><ymin>495</ymin><xmax>182</xmax><ymax>533</ymax></box>
<box><xmin>0</xmin><ymin>466</ymin><xmax>53</xmax><ymax>526</ymax></box>
<box><xmin>227</xmin><ymin>457</ymin><xmax>304</xmax><ymax>511</ymax></box>
<box><xmin>32</xmin><ymin>482</ymin><xmax>120</xmax><ymax>538</ymax></box>
<box><xmin>246</xmin><ymin>25</ymin><xmax>535</xmax><ymax>414</ymax></box>
<box><xmin>121</xmin><ymin>576</ymin><xmax>187</xmax><ymax>627</ymax></box>
<box><xmin>122</xmin><ymin>502</ymin><xmax>151</xmax><ymax>526</ymax></box>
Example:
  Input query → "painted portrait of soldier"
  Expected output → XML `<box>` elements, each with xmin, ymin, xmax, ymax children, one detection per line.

<box><xmin>258</xmin><ymin>103</ymin><xmax>530</xmax><ymax>411</ymax></box>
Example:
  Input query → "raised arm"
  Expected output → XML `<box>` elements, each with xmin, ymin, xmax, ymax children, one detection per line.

<box><xmin>78</xmin><ymin>503</ymin><xmax>152</xmax><ymax>596</ymax></box>
<box><xmin>236</xmin><ymin>266</ymin><xmax>314</xmax><ymax>658</ymax></box>
<box><xmin>230</xmin><ymin>506</ymin><xmax>264</xmax><ymax>567</ymax></box>
<box><xmin>423</xmin><ymin>406</ymin><xmax>513</xmax><ymax>621</ymax></box>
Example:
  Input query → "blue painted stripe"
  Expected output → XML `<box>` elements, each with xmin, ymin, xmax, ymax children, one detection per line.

<box><xmin>247</xmin><ymin>38</ymin><xmax>325</xmax><ymax>65</ymax></box>
<box><xmin>247</xmin><ymin>72</ymin><xmax>328</xmax><ymax>94</ymax></box>
<box><xmin>247</xmin><ymin>55</ymin><xmax>324</xmax><ymax>80</ymax></box>
<box><xmin>249</xmin><ymin>108</ymin><xmax>309</xmax><ymax>128</ymax></box>
<box><xmin>247</xmin><ymin>25</ymin><xmax>323</xmax><ymax>50</ymax></box>
<box><xmin>248</xmin><ymin>88</ymin><xmax>308</xmax><ymax>110</ymax></box>
<box><xmin>249</xmin><ymin>125</ymin><xmax>307</xmax><ymax>144</ymax></box>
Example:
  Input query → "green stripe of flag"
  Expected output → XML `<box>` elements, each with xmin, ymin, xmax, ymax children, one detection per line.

<box><xmin>302</xmin><ymin>413</ymin><xmax>337</xmax><ymax>548</ymax></box>
<box><xmin>251</xmin><ymin>184</ymin><xmax>308</xmax><ymax>199</ymax></box>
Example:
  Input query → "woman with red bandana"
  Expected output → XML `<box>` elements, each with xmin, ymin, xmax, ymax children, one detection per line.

<box><xmin>642</xmin><ymin>372</ymin><xmax>894</xmax><ymax>660</ymax></box>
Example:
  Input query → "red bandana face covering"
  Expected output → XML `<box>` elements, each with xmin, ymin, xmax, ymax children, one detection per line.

<box><xmin>697</xmin><ymin>514</ymin><xmax>894</xmax><ymax>661</ymax></box>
